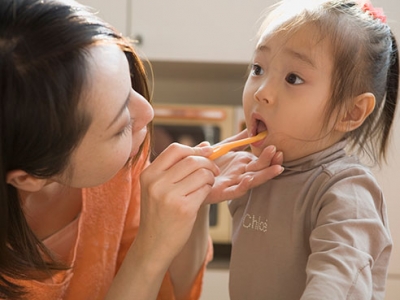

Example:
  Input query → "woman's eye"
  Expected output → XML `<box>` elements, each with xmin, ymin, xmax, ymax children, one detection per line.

<box><xmin>116</xmin><ymin>119</ymin><xmax>133</xmax><ymax>138</ymax></box>
<box><xmin>250</xmin><ymin>64</ymin><xmax>264</xmax><ymax>76</ymax></box>
<box><xmin>285</xmin><ymin>73</ymin><xmax>304</xmax><ymax>85</ymax></box>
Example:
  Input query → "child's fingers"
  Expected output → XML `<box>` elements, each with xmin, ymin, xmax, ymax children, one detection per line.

<box><xmin>245</xmin><ymin>145</ymin><xmax>277</xmax><ymax>172</ymax></box>
<box><xmin>271</xmin><ymin>151</ymin><xmax>283</xmax><ymax>166</ymax></box>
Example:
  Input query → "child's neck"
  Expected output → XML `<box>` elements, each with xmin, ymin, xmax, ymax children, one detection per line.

<box><xmin>283</xmin><ymin>132</ymin><xmax>346</xmax><ymax>163</ymax></box>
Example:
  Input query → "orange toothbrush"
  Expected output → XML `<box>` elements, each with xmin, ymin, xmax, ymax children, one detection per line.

<box><xmin>209</xmin><ymin>131</ymin><xmax>268</xmax><ymax>160</ymax></box>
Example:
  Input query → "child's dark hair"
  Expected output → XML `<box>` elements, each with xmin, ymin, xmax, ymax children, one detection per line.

<box><xmin>0</xmin><ymin>0</ymin><xmax>150</xmax><ymax>298</ymax></box>
<box><xmin>259</xmin><ymin>0</ymin><xmax>399</xmax><ymax>164</ymax></box>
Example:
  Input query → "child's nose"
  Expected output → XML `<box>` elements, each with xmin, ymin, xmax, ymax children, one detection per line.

<box><xmin>254</xmin><ymin>80</ymin><xmax>275</xmax><ymax>105</ymax></box>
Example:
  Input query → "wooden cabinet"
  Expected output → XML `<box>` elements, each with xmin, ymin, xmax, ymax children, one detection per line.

<box><xmin>129</xmin><ymin>0</ymin><xmax>277</xmax><ymax>63</ymax></box>
<box><xmin>77</xmin><ymin>0</ymin><xmax>277</xmax><ymax>63</ymax></box>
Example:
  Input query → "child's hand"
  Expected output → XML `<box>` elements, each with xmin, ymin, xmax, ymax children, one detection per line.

<box><xmin>137</xmin><ymin>142</ymin><xmax>219</xmax><ymax>258</ymax></box>
<box><xmin>205</xmin><ymin>145</ymin><xmax>283</xmax><ymax>204</ymax></box>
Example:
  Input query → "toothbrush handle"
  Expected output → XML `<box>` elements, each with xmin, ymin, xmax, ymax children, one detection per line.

<box><xmin>208</xmin><ymin>131</ymin><xmax>267</xmax><ymax>160</ymax></box>
<box><xmin>209</xmin><ymin>137</ymin><xmax>254</xmax><ymax>160</ymax></box>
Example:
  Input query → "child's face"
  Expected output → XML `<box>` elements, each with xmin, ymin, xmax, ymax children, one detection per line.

<box><xmin>243</xmin><ymin>23</ymin><xmax>344</xmax><ymax>162</ymax></box>
<box><xmin>57</xmin><ymin>44</ymin><xmax>153</xmax><ymax>187</ymax></box>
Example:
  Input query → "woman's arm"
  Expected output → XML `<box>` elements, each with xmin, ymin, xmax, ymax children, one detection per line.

<box><xmin>106</xmin><ymin>143</ymin><xmax>217</xmax><ymax>300</ymax></box>
<box><xmin>106</xmin><ymin>233</ymin><xmax>173</xmax><ymax>300</ymax></box>
<box><xmin>169</xmin><ymin>204</ymin><xmax>210</xmax><ymax>300</ymax></box>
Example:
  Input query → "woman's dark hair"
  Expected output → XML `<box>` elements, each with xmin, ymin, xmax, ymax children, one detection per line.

<box><xmin>0</xmin><ymin>0</ymin><xmax>150</xmax><ymax>297</ymax></box>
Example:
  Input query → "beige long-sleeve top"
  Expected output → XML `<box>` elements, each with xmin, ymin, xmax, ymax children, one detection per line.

<box><xmin>229</xmin><ymin>140</ymin><xmax>392</xmax><ymax>300</ymax></box>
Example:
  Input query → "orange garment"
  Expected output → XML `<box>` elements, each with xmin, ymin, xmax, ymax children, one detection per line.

<box><xmin>10</xmin><ymin>150</ymin><xmax>212</xmax><ymax>300</ymax></box>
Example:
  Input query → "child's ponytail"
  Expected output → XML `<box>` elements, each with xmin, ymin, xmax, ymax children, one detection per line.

<box><xmin>380</xmin><ymin>32</ymin><xmax>399</xmax><ymax>161</ymax></box>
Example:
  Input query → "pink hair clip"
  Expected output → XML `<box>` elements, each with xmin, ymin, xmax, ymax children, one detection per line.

<box><xmin>361</xmin><ymin>2</ymin><xmax>387</xmax><ymax>23</ymax></box>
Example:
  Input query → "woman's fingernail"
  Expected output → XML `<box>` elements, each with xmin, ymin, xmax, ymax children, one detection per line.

<box><xmin>201</xmin><ymin>146</ymin><xmax>213</xmax><ymax>155</ymax></box>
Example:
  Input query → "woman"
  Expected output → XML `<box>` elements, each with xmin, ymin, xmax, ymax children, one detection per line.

<box><xmin>0</xmin><ymin>0</ymin><xmax>283</xmax><ymax>299</ymax></box>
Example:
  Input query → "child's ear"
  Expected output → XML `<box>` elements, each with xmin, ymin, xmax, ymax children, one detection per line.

<box><xmin>6</xmin><ymin>170</ymin><xmax>47</xmax><ymax>192</ymax></box>
<box><xmin>335</xmin><ymin>92</ymin><xmax>376</xmax><ymax>133</ymax></box>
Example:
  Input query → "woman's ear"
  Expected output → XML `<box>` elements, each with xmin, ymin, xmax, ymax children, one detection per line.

<box><xmin>335</xmin><ymin>92</ymin><xmax>376</xmax><ymax>133</ymax></box>
<box><xmin>6</xmin><ymin>170</ymin><xmax>47</xmax><ymax>192</ymax></box>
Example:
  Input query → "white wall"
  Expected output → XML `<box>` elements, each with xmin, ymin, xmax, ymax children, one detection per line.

<box><xmin>370</xmin><ymin>2</ymin><xmax>400</xmax><ymax>299</ymax></box>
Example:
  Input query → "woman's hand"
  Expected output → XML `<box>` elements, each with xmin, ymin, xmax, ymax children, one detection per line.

<box><xmin>137</xmin><ymin>142</ymin><xmax>218</xmax><ymax>260</ymax></box>
<box><xmin>205</xmin><ymin>131</ymin><xmax>284</xmax><ymax>204</ymax></box>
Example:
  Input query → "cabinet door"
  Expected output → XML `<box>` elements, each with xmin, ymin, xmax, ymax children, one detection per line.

<box><xmin>129</xmin><ymin>0</ymin><xmax>278</xmax><ymax>63</ymax></box>
<box><xmin>78</xmin><ymin>0</ymin><xmax>128</xmax><ymax>35</ymax></box>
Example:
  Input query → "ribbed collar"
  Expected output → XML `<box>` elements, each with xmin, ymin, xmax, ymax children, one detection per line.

<box><xmin>280</xmin><ymin>140</ymin><xmax>348</xmax><ymax>176</ymax></box>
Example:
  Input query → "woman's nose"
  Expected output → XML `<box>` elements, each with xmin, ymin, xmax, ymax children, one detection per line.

<box><xmin>129</xmin><ymin>91</ymin><xmax>154</xmax><ymax>130</ymax></box>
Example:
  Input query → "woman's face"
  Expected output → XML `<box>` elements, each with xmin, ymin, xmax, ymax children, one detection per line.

<box><xmin>57</xmin><ymin>43</ymin><xmax>153</xmax><ymax>187</ymax></box>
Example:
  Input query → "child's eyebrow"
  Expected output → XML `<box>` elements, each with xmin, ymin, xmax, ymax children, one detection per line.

<box><xmin>256</xmin><ymin>44</ymin><xmax>270</xmax><ymax>54</ymax></box>
<box><xmin>284</xmin><ymin>49</ymin><xmax>316</xmax><ymax>69</ymax></box>
<box><xmin>256</xmin><ymin>44</ymin><xmax>316</xmax><ymax>69</ymax></box>
<box><xmin>107</xmin><ymin>92</ymin><xmax>130</xmax><ymax>129</ymax></box>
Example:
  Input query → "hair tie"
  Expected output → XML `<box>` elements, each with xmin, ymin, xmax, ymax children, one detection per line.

<box><xmin>361</xmin><ymin>2</ymin><xmax>387</xmax><ymax>23</ymax></box>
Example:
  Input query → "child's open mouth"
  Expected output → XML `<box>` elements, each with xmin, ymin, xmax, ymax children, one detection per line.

<box><xmin>255</xmin><ymin>119</ymin><xmax>268</xmax><ymax>136</ymax></box>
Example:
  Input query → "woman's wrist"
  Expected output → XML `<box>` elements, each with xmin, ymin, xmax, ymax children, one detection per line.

<box><xmin>169</xmin><ymin>204</ymin><xmax>210</xmax><ymax>299</ymax></box>
<box><xmin>106</xmin><ymin>236</ymin><xmax>172</xmax><ymax>300</ymax></box>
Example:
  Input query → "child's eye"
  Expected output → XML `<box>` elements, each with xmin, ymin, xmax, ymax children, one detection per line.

<box><xmin>250</xmin><ymin>64</ymin><xmax>264</xmax><ymax>76</ymax></box>
<box><xmin>285</xmin><ymin>73</ymin><xmax>304</xmax><ymax>85</ymax></box>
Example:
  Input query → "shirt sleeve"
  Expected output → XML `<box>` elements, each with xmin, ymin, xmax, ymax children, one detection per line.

<box><xmin>302</xmin><ymin>169</ymin><xmax>392</xmax><ymax>300</ymax></box>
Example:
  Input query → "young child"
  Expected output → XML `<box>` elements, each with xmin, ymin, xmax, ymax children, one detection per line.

<box><xmin>0</xmin><ymin>0</ymin><xmax>284</xmax><ymax>299</ymax></box>
<box><xmin>228</xmin><ymin>0</ymin><xmax>398</xmax><ymax>299</ymax></box>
